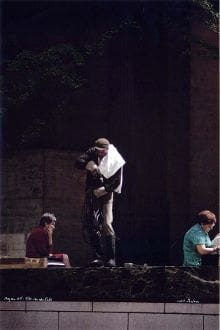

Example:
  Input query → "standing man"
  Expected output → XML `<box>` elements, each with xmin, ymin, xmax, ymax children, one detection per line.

<box><xmin>75</xmin><ymin>138</ymin><xmax>125</xmax><ymax>267</ymax></box>
<box><xmin>183</xmin><ymin>210</ymin><xmax>219</xmax><ymax>267</ymax></box>
<box><xmin>26</xmin><ymin>212</ymin><xmax>71</xmax><ymax>268</ymax></box>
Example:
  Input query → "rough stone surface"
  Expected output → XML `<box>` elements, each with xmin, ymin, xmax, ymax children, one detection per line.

<box><xmin>59</xmin><ymin>312</ymin><xmax>128</xmax><ymax>330</ymax></box>
<box><xmin>0</xmin><ymin>311</ymin><xmax>58</xmax><ymax>330</ymax></box>
<box><xmin>0</xmin><ymin>266</ymin><xmax>218</xmax><ymax>303</ymax></box>
<box><xmin>129</xmin><ymin>313</ymin><xmax>203</xmax><ymax>330</ymax></box>
<box><xmin>0</xmin><ymin>234</ymin><xmax>26</xmax><ymax>258</ymax></box>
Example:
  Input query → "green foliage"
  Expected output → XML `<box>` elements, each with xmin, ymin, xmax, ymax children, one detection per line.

<box><xmin>2</xmin><ymin>1</ymin><xmax>218</xmax><ymax>150</ymax></box>
<box><xmin>2</xmin><ymin>44</ymin><xmax>88</xmax><ymax>149</ymax></box>
<box><xmin>3</xmin><ymin>17</ymin><xmax>141</xmax><ymax>110</ymax></box>
<box><xmin>2</xmin><ymin>17</ymin><xmax>142</xmax><ymax>150</ymax></box>
<box><xmin>192</xmin><ymin>0</ymin><xmax>219</xmax><ymax>31</ymax></box>
<box><xmin>4</xmin><ymin>45</ymin><xmax>86</xmax><ymax>107</ymax></box>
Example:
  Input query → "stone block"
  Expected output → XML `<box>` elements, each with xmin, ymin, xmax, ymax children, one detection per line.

<box><xmin>129</xmin><ymin>313</ymin><xmax>203</xmax><ymax>330</ymax></box>
<box><xmin>201</xmin><ymin>304</ymin><xmax>219</xmax><ymax>315</ymax></box>
<box><xmin>6</xmin><ymin>234</ymin><xmax>25</xmax><ymax>250</ymax></box>
<box><xmin>0</xmin><ymin>311</ymin><xmax>58</xmax><ymax>330</ymax></box>
<box><xmin>1</xmin><ymin>151</ymin><xmax>43</xmax><ymax>199</ymax></box>
<box><xmin>0</xmin><ymin>233</ymin><xmax>26</xmax><ymax>258</ymax></box>
<box><xmin>165</xmin><ymin>303</ymin><xmax>202</xmax><ymax>314</ymax></box>
<box><xmin>26</xmin><ymin>301</ymin><xmax>92</xmax><ymax>311</ymax></box>
<box><xmin>0</xmin><ymin>302</ymin><xmax>25</xmax><ymax>310</ymax></box>
<box><xmin>1</xmin><ymin>199</ymin><xmax>42</xmax><ymax>234</ymax></box>
<box><xmin>0</xmin><ymin>234</ymin><xmax>8</xmax><ymax>256</ymax></box>
<box><xmin>44</xmin><ymin>151</ymin><xmax>85</xmax><ymax>201</ymax></box>
<box><xmin>51</xmin><ymin>215</ymin><xmax>90</xmax><ymax>267</ymax></box>
<box><xmin>2</xmin><ymin>199</ymin><xmax>42</xmax><ymax>218</ymax></box>
<box><xmin>93</xmin><ymin>302</ymin><xmax>164</xmax><ymax>313</ymax></box>
<box><xmin>59</xmin><ymin>312</ymin><xmax>127</xmax><ymax>330</ymax></box>
<box><xmin>204</xmin><ymin>316</ymin><xmax>219</xmax><ymax>330</ymax></box>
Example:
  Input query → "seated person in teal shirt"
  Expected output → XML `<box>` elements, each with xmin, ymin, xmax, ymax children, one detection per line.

<box><xmin>183</xmin><ymin>210</ymin><xmax>219</xmax><ymax>267</ymax></box>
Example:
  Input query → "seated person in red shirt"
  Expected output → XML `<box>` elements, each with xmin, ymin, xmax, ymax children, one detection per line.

<box><xmin>26</xmin><ymin>212</ymin><xmax>71</xmax><ymax>268</ymax></box>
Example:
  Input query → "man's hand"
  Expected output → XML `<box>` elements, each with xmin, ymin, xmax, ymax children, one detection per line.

<box><xmin>213</xmin><ymin>246</ymin><xmax>220</xmax><ymax>254</ymax></box>
<box><xmin>47</xmin><ymin>227</ymin><xmax>54</xmax><ymax>246</ymax></box>
<box><xmin>86</xmin><ymin>160</ymin><xmax>98</xmax><ymax>172</ymax></box>
<box><xmin>93</xmin><ymin>186</ymin><xmax>107</xmax><ymax>198</ymax></box>
<box><xmin>47</xmin><ymin>227</ymin><xmax>54</xmax><ymax>236</ymax></box>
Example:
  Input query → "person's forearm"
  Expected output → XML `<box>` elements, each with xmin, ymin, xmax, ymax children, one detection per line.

<box><xmin>48</xmin><ymin>230</ymin><xmax>53</xmax><ymax>246</ymax></box>
<box><xmin>48</xmin><ymin>236</ymin><xmax>53</xmax><ymax>246</ymax></box>
<box><xmin>198</xmin><ymin>246</ymin><xmax>218</xmax><ymax>255</ymax></box>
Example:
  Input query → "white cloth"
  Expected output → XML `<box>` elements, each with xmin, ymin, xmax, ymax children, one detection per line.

<box><xmin>98</xmin><ymin>144</ymin><xmax>125</xmax><ymax>193</ymax></box>
<box><xmin>212</xmin><ymin>234</ymin><xmax>220</xmax><ymax>247</ymax></box>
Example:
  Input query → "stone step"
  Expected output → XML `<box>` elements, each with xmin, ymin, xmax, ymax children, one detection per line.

<box><xmin>0</xmin><ymin>257</ymin><xmax>47</xmax><ymax>269</ymax></box>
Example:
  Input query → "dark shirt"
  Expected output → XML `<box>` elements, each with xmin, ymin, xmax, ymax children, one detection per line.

<box><xmin>75</xmin><ymin>147</ymin><xmax>121</xmax><ymax>192</ymax></box>
<box><xmin>26</xmin><ymin>226</ymin><xmax>51</xmax><ymax>258</ymax></box>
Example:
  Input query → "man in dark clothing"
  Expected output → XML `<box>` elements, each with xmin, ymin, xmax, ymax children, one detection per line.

<box><xmin>26</xmin><ymin>213</ymin><xmax>71</xmax><ymax>268</ymax></box>
<box><xmin>75</xmin><ymin>137</ymin><xmax>125</xmax><ymax>267</ymax></box>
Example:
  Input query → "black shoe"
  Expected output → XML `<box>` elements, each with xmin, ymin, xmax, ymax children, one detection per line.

<box><xmin>105</xmin><ymin>259</ymin><xmax>116</xmax><ymax>267</ymax></box>
<box><xmin>90</xmin><ymin>259</ymin><xmax>104</xmax><ymax>267</ymax></box>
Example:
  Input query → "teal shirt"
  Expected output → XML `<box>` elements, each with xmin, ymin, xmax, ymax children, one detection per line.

<box><xmin>183</xmin><ymin>224</ymin><xmax>212</xmax><ymax>267</ymax></box>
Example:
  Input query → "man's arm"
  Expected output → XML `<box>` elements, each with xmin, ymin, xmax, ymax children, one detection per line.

<box><xmin>104</xmin><ymin>168</ymin><xmax>121</xmax><ymax>192</ymax></box>
<box><xmin>93</xmin><ymin>168</ymin><xmax>122</xmax><ymax>198</ymax></box>
<box><xmin>47</xmin><ymin>228</ymin><xmax>54</xmax><ymax>255</ymax></box>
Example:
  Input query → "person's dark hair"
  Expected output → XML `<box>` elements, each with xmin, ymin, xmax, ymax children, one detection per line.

<box><xmin>196</xmin><ymin>210</ymin><xmax>216</xmax><ymax>225</ymax></box>
<box><xmin>39</xmin><ymin>213</ymin><xmax>56</xmax><ymax>226</ymax></box>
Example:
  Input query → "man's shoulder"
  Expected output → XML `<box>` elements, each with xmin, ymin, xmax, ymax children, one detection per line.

<box><xmin>186</xmin><ymin>224</ymin><xmax>207</xmax><ymax>245</ymax></box>
<box><xmin>30</xmin><ymin>227</ymin><xmax>46</xmax><ymax>237</ymax></box>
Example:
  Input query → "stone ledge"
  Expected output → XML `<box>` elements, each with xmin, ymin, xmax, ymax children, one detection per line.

<box><xmin>0</xmin><ymin>301</ymin><xmax>218</xmax><ymax>315</ymax></box>
<box><xmin>0</xmin><ymin>266</ymin><xmax>219</xmax><ymax>303</ymax></box>
<box><xmin>0</xmin><ymin>301</ymin><xmax>26</xmax><ymax>310</ymax></box>
<box><xmin>0</xmin><ymin>309</ymin><xmax>218</xmax><ymax>330</ymax></box>
<box><xmin>93</xmin><ymin>302</ymin><xmax>164</xmax><ymax>313</ymax></box>
<box><xmin>165</xmin><ymin>303</ymin><xmax>219</xmax><ymax>315</ymax></box>
<box><xmin>26</xmin><ymin>301</ymin><xmax>92</xmax><ymax>311</ymax></box>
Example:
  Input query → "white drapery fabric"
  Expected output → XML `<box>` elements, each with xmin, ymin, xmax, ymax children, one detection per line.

<box><xmin>98</xmin><ymin>144</ymin><xmax>125</xmax><ymax>193</ymax></box>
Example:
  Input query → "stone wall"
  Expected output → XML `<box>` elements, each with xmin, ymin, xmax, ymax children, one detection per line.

<box><xmin>1</xmin><ymin>150</ymin><xmax>90</xmax><ymax>266</ymax></box>
<box><xmin>0</xmin><ymin>301</ymin><xmax>218</xmax><ymax>330</ymax></box>
<box><xmin>1</xmin><ymin>140</ymin><xmax>219</xmax><ymax>266</ymax></box>
<box><xmin>168</xmin><ymin>22</ymin><xmax>219</xmax><ymax>264</ymax></box>
<box><xmin>190</xmin><ymin>23</ymin><xmax>219</xmax><ymax>214</ymax></box>
<box><xmin>0</xmin><ymin>234</ymin><xmax>25</xmax><ymax>258</ymax></box>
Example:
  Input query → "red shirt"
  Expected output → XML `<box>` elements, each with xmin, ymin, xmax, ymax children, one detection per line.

<box><xmin>26</xmin><ymin>226</ymin><xmax>51</xmax><ymax>258</ymax></box>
